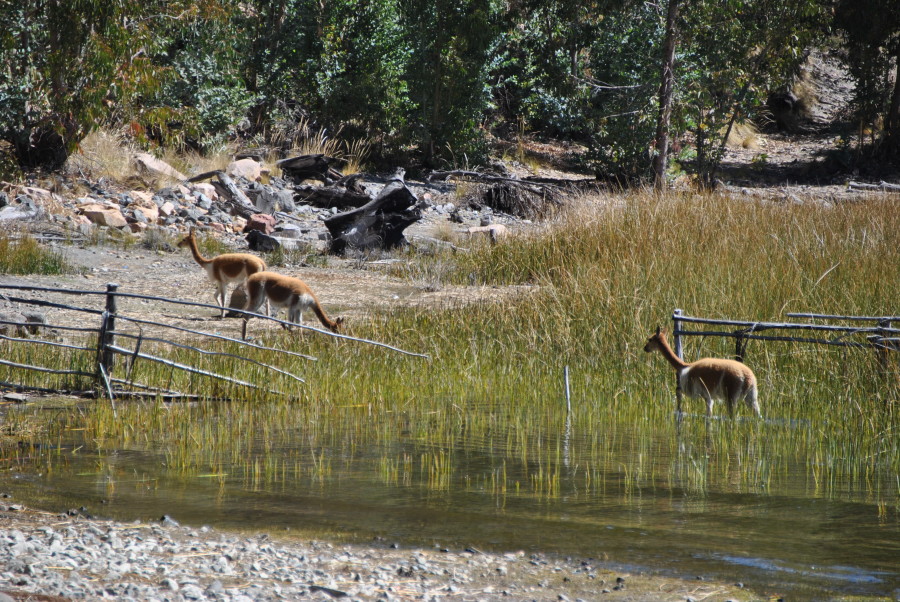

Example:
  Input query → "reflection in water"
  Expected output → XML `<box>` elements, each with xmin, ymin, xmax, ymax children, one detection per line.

<box><xmin>3</xmin><ymin>404</ymin><xmax>899</xmax><ymax>602</ymax></box>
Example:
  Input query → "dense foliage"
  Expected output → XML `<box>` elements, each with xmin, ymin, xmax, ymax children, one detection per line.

<box><xmin>0</xmin><ymin>0</ymin><xmax>895</xmax><ymax>177</ymax></box>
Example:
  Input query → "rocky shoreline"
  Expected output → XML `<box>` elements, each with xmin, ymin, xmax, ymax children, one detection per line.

<box><xmin>0</xmin><ymin>505</ymin><xmax>754</xmax><ymax>602</ymax></box>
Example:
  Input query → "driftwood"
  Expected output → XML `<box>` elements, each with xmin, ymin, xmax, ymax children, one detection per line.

<box><xmin>212</xmin><ymin>172</ymin><xmax>257</xmax><ymax>218</ymax></box>
<box><xmin>848</xmin><ymin>180</ymin><xmax>900</xmax><ymax>193</ymax></box>
<box><xmin>428</xmin><ymin>169</ymin><xmax>596</xmax><ymax>189</ymax></box>
<box><xmin>277</xmin><ymin>154</ymin><xmax>343</xmax><ymax>184</ymax></box>
<box><xmin>293</xmin><ymin>183</ymin><xmax>371</xmax><ymax>210</ymax></box>
<box><xmin>188</xmin><ymin>170</ymin><xmax>258</xmax><ymax>218</ymax></box>
<box><xmin>323</xmin><ymin>170</ymin><xmax>421</xmax><ymax>254</ymax></box>
<box><xmin>428</xmin><ymin>169</ymin><xmax>596</xmax><ymax>220</ymax></box>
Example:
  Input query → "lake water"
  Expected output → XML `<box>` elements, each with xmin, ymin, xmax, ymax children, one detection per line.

<box><xmin>3</xmin><ymin>408</ymin><xmax>899</xmax><ymax>601</ymax></box>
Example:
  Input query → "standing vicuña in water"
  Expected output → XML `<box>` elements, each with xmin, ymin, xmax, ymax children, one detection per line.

<box><xmin>178</xmin><ymin>229</ymin><xmax>267</xmax><ymax>318</ymax></box>
<box><xmin>644</xmin><ymin>327</ymin><xmax>760</xmax><ymax>418</ymax></box>
<box><xmin>241</xmin><ymin>271</ymin><xmax>344</xmax><ymax>339</ymax></box>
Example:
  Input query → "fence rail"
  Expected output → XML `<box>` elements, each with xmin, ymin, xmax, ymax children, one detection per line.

<box><xmin>0</xmin><ymin>282</ymin><xmax>426</xmax><ymax>401</ymax></box>
<box><xmin>666</xmin><ymin>308</ymin><xmax>897</xmax><ymax>412</ymax></box>
<box><xmin>671</xmin><ymin>308</ymin><xmax>898</xmax><ymax>360</ymax></box>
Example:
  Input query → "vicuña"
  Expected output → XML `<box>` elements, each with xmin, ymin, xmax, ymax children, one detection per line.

<box><xmin>644</xmin><ymin>326</ymin><xmax>760</xmax><ymax>418</ymax></box>
<box><xmin>241</xmin><ymin>271</ymin><xmax>344</xmax><ymax>338</ymax></box>
<box><xmin>178</xmin><ymin>229</ymin><xmax>267</xmax><ymax>318</ymax></box>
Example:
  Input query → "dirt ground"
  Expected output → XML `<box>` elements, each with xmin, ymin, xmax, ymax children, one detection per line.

<box><xmin>0</xmin><ymin>222</ymin><xmax>541</xmax><ymax>345</ymax></box>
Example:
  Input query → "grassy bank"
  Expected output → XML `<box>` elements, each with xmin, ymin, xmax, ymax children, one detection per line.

<box><xmin>3</xmin><ymin>190</ymin><xmax>899</xmax><ymax>505</ymax></box>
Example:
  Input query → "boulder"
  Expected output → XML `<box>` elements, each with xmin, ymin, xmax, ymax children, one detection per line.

<box><xmin>82</xmin><ymin>207</ymin><xmax>128</xmax><ymax>229</ymax></box>
<box><xmin>248</xmin><ymin>187</ymin><xmax>295</xmax><ymax>214</ymax></box>
<box><xmin>227</xmin><ymin>158</ymin><xmax>262</xmax><ymax>182</ymax></box>
<box><xmin>129</xmin><ymin>201</ymin><xmax>159</xmax><ymax>224</ymax></box>
<box><xmin>0</xmin><ymin>203</ymin><xmax>39</xmax><ymax>221</ymax></box>
<box><xmin>0</xmin><ymin>312</ymin><xmax>27</xmax><ymax>337</ymax></box>
<box><xmin>467</xmin><ymin>224</ymin><xmax>509</xmax><ymax>240</ymax></box>
<box><xmin>158</xmin><ymin>201</ymin><xmax>178</xmax><ymax>218</ymax></box>
<box><xmin>192</xmin><ymin>183</ymin><xmax>219</xmax><ymax>201</ymax></box>
<box><xmin>130</xmin><ymin>190</ymin><xmax>155</xmax><ymax>204</ymax></box>
<box><xmin>244</xmin><ymin>213</ymin><xmax>276</xmax><ymax>234</ymax></box>
<box><xmin>246</xmin><ymin>229</ymin><xmax>280</xmax><ymax>252</ymax></box>
<box><xmin>134</xmin><ymin>152</ymin><xmax>187</xmax><ymax>181</ymax></box>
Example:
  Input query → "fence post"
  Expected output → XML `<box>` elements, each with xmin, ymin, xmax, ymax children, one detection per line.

<box><xmin>672</xmin><ymin>308</ymin><xmax>683</xmax><ymax>415</ymax></box>
<box><xmin>876</xmin><ymin>319</ymin><xmax>890</xmax><ymax>371</ymax></box>
<box><xmin>96</xmin><ymin>283</ymin><xmax>118</xmax><ymax>387</ymax></box>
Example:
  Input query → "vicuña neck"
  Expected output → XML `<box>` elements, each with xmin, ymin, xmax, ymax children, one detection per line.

<box><xmin>311</xmin><ymin>301</ymin><xmax>337</xmax><ymax>330</ymax></box>
<box><xmin>186</xmin><ymin>237</ymin><xmax>211</xmax><ymax>266</ymax></box>
<box><xmin>655</xmin><ymin>336</ymin><xmax>689</xmax><ymax>371</ymax></box>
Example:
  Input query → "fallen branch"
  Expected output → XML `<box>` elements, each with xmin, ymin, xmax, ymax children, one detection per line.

<box><xmin>848</xmin><ymin>180</ymin><xmax>900</xmax><ymax>193</ymax></box>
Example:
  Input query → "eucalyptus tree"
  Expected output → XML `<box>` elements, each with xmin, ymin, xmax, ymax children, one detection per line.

<box><xmin>676</xmin><ymin>0</ymin><xmax>830</xmax><ymax>185</ymax></box>
<box><xmin>0</xmin><ymin>0</ymin><xmax>215</xmax><ymax>168</ymax></box>
<box><xmin>398</xmin><ymin>0</ymin><xmax>500</xmax><ymax>165</ymax></box>
<box><xmin>835</xmin><ymin>0</ymin><xmax>900</xmax><ymax>157</ymax></box>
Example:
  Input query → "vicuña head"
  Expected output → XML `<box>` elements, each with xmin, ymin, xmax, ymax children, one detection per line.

<box><xmin>178</xmin><ymin>228</ymin><xmax>267</xmax><ymax>318</ymax></box>
<box><xmin>644</xmin><ymin>326</ymin><xmax>760</xmax><ymax>418</ymax></box>
<box><xmin>241</xmin><ymin>271</ymin><xmax>344</xmax><ymax>340</ymax></box>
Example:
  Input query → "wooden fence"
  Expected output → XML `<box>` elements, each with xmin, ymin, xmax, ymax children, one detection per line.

<box><xmin>669</xmin><ymin>307</ymin><xmax>899</xmax><ymax>409</ymax></box>
<box><xmin>0</xmin><ymin>282</ymin><xmax>426</xmax><ymax>402</ymax></box>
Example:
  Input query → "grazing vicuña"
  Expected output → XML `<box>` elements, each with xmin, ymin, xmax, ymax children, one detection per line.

<box><xmin>242</xmin><ymin>271</ymin><xmax>343</xmax><ymax>339</ymax></box>
<box><xmin>178</xmin><ymin>229</ymin><xmax>267</xmax><ymax>318</ymax></box>
<box><xmin>644</xmin><ymin>327</ymin><xmax>760</xmax><ymax>418</ymax></box>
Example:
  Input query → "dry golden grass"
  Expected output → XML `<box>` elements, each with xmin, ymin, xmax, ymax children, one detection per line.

<box><xmin>723</xmin><ymin>121</ymin><xmax>762</xmax><ymax>149</ymax></box>
<box><xmin>68</xmin><ymin>129</ymin><xmax>137</xmax><ymax>182</ymax></box>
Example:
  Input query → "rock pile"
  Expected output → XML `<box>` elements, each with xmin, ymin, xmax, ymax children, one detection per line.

<box><xmin>0</xmin><ymin>154</ymin><xmax>502</xmax><ymax>255</ymax></box>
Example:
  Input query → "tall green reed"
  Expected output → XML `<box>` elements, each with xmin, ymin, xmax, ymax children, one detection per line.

<box><xmin>5</xmin><ymin>190</ymin><xmax>899</xmax><ymax>503</ymax></box>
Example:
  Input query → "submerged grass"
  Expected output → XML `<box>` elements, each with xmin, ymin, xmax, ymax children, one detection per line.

<box><xmin>3</xmin><ymin>189</ymin><xmax>900</xmax><ymax>513</ymax></box>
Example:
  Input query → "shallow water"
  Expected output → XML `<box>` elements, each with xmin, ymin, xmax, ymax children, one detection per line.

<box><xmin>3</xmin><ymin>406</ymin><xmax>899</xmax><ymax>601</ymax></box>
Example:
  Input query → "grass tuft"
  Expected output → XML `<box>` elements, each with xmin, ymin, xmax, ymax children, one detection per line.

<box><xmin>0</xmin><ymin>231</ymin><xmax>71</xmax><ymax>275</ymax></box>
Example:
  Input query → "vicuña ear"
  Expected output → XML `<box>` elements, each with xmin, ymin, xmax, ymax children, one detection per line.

<box><xmin>655</xmin><ymin>326</ymin><xmax>661</xmax><ymax>336</ymax></box>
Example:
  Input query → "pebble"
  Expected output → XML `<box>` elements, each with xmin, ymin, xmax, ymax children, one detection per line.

<box><xmin>0</xmin><ymin>509</ymin><xmax>627</xmax><ymax>601</ymax></box>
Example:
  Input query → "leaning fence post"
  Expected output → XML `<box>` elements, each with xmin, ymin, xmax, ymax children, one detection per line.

<box><xmin>672</xmin><ymin>308</ymin><xmax>683</xmax><ymax>415</ymax></box>
<box><xmin>95</xmin><ymin>283</ymin><xmax>118</xmax><ymax>394</ymax></box>
<box><xmin>875</xmin><ymin>318</ymin><xmax>890</xmax><ymax>371</ymax></box>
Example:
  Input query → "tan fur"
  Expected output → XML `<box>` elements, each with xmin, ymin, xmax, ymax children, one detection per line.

<box><xmin>242</xmin><ymin>271</ymin><xmax>343</xmax><ymax>337</ymax></box>
<box><xmin>178</xmin><ymin>229</ymin><xmax>267</xmax><ymax>318</ymax></box>
<box><xmin>644</xmin><ymin>327</ymin><xmax>760</xmax><ymax>418</ymax></box>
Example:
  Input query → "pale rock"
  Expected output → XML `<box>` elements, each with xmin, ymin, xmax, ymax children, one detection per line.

<box><xmin>159</xmin><ymin>201</ymin><xmax>177</xmax><ymax>218</ymax></box>
<box><xmin>227</xmin><ymin>158</ymin><xmax>262</xmax><ymax>182</ymax></box>
<box><xmin>129</xmin><ymin>190</ymin><xmax>154</xmax><ymax>204</ymax></box>
<box><xmin>129</xmin><ymin>201</ymin><xmax>159</xmax><ymax>224</ymax></box>
<box><xmin>82</xmin><ymin>207</ymin><xmax>128</xmax><ymax>229</ymax></box>
<box><xmin>134</xmin><ymin>152</ymin><xmax>187</xmax><ymax>181</ymax></box>
<box><xmin>192</xmin><ymin>183</ymin><xmax>218</xmax><ymax>201</ymax></box>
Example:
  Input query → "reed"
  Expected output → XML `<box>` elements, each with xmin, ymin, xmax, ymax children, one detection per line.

<box><xmin>6</xmin><ymin>189</ymin><xmax>899</xmax><ymax>514</ymax></box>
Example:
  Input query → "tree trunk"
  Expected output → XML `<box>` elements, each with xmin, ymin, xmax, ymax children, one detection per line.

<box><xmin>323</xmin><ymin>175</ymin><xmax>421</xmax><ymax>254</ymax></box>
<box><xmin>886</xmin><ymin>49</ymin><xmax>900</xmax><ymax>157</ymax></box>
<box><xmin>652</xmin><ymin>0</ymin><xmax>680</xmax><ymax>191</ymax></box>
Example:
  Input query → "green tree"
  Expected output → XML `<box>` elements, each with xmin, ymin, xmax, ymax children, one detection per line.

<box><xmin>0</xmin><ymin>0</ymin><xmax>210</xmax><ymax>168</ymax></box>
<box><xmin>835</xmin><ymin>0</ymin><xmax>900</xmax><ymax>157</ymax></box>
<box><xmin>677</xmin><ymin>0</ymin><xmax>829</xmax><ymax>185</ymax></box>
<box><xmin>399</xmin><ymin>0</ymin><xmax>500</xmax><ymax>165</ymax></box>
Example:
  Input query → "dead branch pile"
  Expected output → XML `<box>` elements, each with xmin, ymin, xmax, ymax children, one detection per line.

<box><xmin>428</xmin><ymin>170</ymin><xmax>598</xmax><ymax>220</ymax></box>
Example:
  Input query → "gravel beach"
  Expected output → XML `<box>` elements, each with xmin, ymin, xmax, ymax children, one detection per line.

<box><xmin>0</xmin><ymin>505</ymin><xmax>756</xmax><ymax>602</ymax></box>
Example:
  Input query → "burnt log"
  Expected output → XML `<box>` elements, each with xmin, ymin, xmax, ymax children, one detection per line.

<box><xmin>323</xmin><ymin>169</ymin><xmax>421</xmax><ymax>254</ymax></box>
<box><xmin>277</xmin><ymin>154</ymin><xmax>343</xmax><ymax>185</ymax></box>
<box><xmin>208</xmin><ymin>172</ymin><xmax>257</xmax><ymax>219</ymax></box>
<box><xmin>293</xmin><ymin>183</ymin><xmax>371</xmax><ymax>210</ymax></box>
